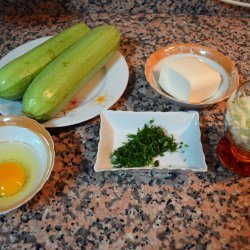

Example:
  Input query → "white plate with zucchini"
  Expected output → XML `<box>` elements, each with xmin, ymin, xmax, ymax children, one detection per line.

<box><xmin>0</xmin><ymin>36</ymin><xmax>129</xmax><ymax>127</ymax></box>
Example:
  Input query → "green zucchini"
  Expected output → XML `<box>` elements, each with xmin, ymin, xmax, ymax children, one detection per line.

<box><xmin>0</xmin><ymin>23</ymin><xmax>90</xmax><ymax>100</ymax></box>
<box><xmin>23</xmin><ymin>25</ymin><xmax>120</xmax><ymax>121</ymax></box>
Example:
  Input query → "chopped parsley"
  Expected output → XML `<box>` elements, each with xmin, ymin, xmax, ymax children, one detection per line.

<box><xmin>111</xmin><ymin>120</ymin><xmax>178</xmax><ymax>168</ymax></box>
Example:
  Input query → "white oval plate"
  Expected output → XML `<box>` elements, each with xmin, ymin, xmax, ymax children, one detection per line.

<box><xmin>0</xmin><ymin>37</ymin><xmax>129</xmax><ymax>127</ymax></box>
<box><xmin>220</xmin><ymin>0</ymin><xmax>250</xmax><ymax>8</ymax></box>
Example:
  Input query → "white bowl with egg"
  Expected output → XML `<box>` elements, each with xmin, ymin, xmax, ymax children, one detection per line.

<box><xmin>145</xmin><ymin>44</ymin><xmax>239</xmax><ymax>108</ymax></box>
<box><xmin>0</xmin><ymin>116</ymin><xmax>55</xmax><ymax>214</ymax></box>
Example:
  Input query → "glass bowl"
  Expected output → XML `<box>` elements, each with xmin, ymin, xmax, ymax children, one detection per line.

<box><xmin>0</xmin><ymin>116</ymin><xmax>55</xmax><ymax>214</ymax></box>
<box><xmin>217</xmin><ymin>80</ymin><xmax>250</xmax><ymax>176</ymax></box>
<box><xmin>145</xmin><ymin>43</ymin><xmax>239</xmax><ymax>109</ymax></box>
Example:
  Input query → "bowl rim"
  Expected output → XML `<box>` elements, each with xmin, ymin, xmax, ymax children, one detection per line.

<box><xmin>145</xmin><ymin>43</ymin><xmax>239</xmax><ymax>108</ymax></box>
<box><xmin>0</xmin><ymin>115</ymin><xmax>55</xmax><ymax>214</ymax></box>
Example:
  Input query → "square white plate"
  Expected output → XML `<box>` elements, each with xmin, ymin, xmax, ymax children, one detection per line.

<box><xmin>94</xmin><ymin>111</ymin><xmax>207</xmax><ymax>172</ymax></box>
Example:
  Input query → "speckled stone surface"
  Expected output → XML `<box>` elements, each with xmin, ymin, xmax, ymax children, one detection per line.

<box><xmin>0</xmin><ymin>0</ymin><xmax>250</xmax><ymax>17</ymax></box>
<box><xmin>0</xmin><ymin>4</ymin><xmax>250</xmax><ymax>250</ymax></box>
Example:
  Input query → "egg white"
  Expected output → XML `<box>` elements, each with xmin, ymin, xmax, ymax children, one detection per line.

<box><xmin>0</xmin><ymin>141</ymin><xmax>43</xmax><ymax>210</ymax></box>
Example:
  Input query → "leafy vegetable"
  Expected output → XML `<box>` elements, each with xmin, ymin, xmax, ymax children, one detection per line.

<box><xmin>111</xmin><ymin>120</ymin><xmax>178</xmax><ymax>168</ymax></box>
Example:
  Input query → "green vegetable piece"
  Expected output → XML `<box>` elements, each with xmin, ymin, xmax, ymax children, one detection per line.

<box><xmin>23</xmin><ymin>25</ymin><xmax>120</xmax><ymax>121</ymax></box>
<box><xmin>0</xmin><ymin>23</ymin><xmax>90</xmax><ymax>100</ymax></box>
<box><xmin>111</xmin><ymin>120</ymin><xmax>178</xmax><ymax>168</ymax></box>
<box><xmin>153</xmin><ymin>160</ymin><xmax>159</xmax><ymax>167</ymax></box>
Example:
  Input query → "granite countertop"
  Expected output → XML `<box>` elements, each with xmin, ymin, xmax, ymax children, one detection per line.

<box><xmin>0</xmin><ymin>1</ymin><xmax>250</xmax><ymax>249</ymax></box>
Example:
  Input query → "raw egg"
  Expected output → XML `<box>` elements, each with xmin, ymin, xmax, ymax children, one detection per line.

<box><xmin>0</xmin><ymin>161</ymin><xmax>26</xmax><ymax>197</ymax></box>
<box><xmin>0</xmin><ymin>141</ymin><xmax>43</xmax><ymax>211</ymax></box>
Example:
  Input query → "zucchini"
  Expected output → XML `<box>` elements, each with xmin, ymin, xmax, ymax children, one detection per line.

<box><xmin>23</xmin><ymin>25</ymin><xmax>120</xmax><ymax>121</ymax></box>
<box><xmin>0</xmin><ymin>23</ymin><xmax>90</xmax><ymax>100</ymax></box>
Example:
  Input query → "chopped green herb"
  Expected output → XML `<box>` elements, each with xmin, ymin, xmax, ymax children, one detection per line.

<box><xmin>111</xmin><ymin>120</ymin><xmax>178</xmax><ymax>168</ymax></box>
<box><xmin>178</xmin><ymin>141</ymin><xmax>189</xmax><ymax>149</ymax></box>
<box><xmin>153</xmin><ymin>160</ymin><xmax>159</xmax><ymax>167</ymax></box>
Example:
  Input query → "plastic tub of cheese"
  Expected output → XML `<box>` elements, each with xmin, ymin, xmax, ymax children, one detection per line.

<box><xmin>145</xmin><ymin>44</ymin><xmax>239</xmax><ymax>108</ymax></box>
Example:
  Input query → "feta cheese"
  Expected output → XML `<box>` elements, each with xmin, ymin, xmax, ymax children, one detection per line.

<box><xmin>159</xmin><ymin>56</ymin><xmax>221</xmax><ymax>102</ymax></box>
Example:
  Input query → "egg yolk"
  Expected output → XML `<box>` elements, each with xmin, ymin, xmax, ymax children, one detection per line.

<box><xmin>0</xmin><ymin>162</ymin><xmax>26</xmax><ymax>197</ymax></box>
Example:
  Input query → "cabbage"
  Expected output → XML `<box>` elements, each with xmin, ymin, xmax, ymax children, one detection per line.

<box><xmin>226</xmin><ymin>95</ymin><xmax>250</xmax><ymax>150</ymax></box>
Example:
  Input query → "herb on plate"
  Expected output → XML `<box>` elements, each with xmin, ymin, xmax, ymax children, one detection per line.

<box><xmin>111</xmin><ymin>119</ymin><xmax>178</xmax><ymax>168</ymax></box>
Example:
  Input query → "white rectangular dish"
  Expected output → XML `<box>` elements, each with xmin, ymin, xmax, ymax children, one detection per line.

<box><xmin>94</xmin><ymin>111</ymin><xmax>207</xmax><ymax>172</ymax></box>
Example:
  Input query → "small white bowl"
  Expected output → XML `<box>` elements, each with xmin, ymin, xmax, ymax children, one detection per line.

<box><xmin>145</xmin><ymin>43</ymin><xmax>239</xmax><ymax>109</ymax></box>
<box><xmin>0</xmin><ymin>116</ymin><xmax>55</xmax><ymax>214</ymax></box>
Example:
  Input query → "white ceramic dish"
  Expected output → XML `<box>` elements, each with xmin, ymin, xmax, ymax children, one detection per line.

<box><xmin>220</xmin><ymin>0</ymin><xmax>250</xmax><ymax>8</ymax></box>
<box><xmin>94</xmin><ymin>111</ymin><xmax>207</xmax><ymax>172</ymax></box>
<box><xmin>0</xmin><ymin>37</ymin><xmax>129</xmax><ymax>127</ymax></box>
<box><xmin>0</xmin><ymin>116</ymin><xmax>55</xmax><ymax>214</ymax></box>
<box><xmin>145</xmin><ymin>44</ymin><xmax>239</xmax><ymax>109</ymax></box>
